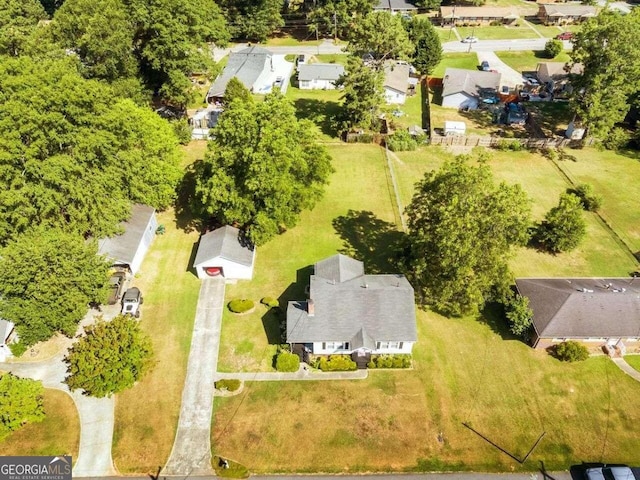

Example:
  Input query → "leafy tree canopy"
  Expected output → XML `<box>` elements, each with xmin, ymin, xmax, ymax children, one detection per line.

<box><xmin>0</xmin><ymin>56</ymin><xmax>182</xmax><ymax>243</ymax></box>
<box><xmin>404</xmin><ymin>156</ymin><xmax>531</xmax><ymax>316</ymax></box>
<box><xmin>535</xmin><ymin>192</ymin><xmax>586</xmax><ymax>254</ymax></box>
<box><xmin>570</xmin><ymin>9</ymin><xmax>640</xmax><ymax>139</ymax></box>
<box><xmin>406</xmin><ymin>17</ymin><xmax>442</xmax><ymax>75</ymax></box>
<box><xmin>504</xmin><ymin>294</ymin><xmax>533</xmax><ymax>338</ymax></box>
<box><xmin>0</xmin><ymin>228</ymin><xmax>110</xmax><ymax>347</ymax></box>
<box><xmin>308</xmin><ymin>0</ymin><xmax>376</xmax><ymax>38</ymax></box>
<box><xmin>543</xmin><ymin>38</ymin><xmax>563</xmax><ymax>59</ymax></box>
<box><xmin>65</xmin><ymin>315</ymin><xmax>154</xmax><ymax>397</ymax></box>
<box><xmin>194</xmin><ymin>92</ymin><xmax>333</xmax><ymax>245</ymax></box>
<box><xmin>0</xmin><ymin>374</ymin><xmax>45</xmax><ymax>440</ymax></box>
<box><xmin>347</xmin><ymin>11</ymin><xmax>414</xmax><ymax>62</ymax></box>
<box><xmin>218</xmin><ymin>0</ymin><xmax>284</xmax><ymax>42</ymax></box>
<box><xmin>0</xmin><ymin>0</ymin><xmax>47</xmax><ymax>57</ymax></box>
<box><xmin>223</xmin><ymin>77</ymin><xmax>254</xmax><ymax>107</ymax></box>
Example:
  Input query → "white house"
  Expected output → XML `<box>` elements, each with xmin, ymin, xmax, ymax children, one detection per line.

<box><xmin>298</xmin><ymin>63</ymin><xmax>345</xmax><ymax>90</ymax></box>
<box><xmin>98</xmin><ymin>204</ymin><xmax>157</xmax><ymax>275</ymax></box>
<box><xmin>286</xmin><ymin>254</ymin><xmax>417</xmax><ymax>366</ymax></box>
<box><xmin>0</xmin><ymin>319</ymin><xmax>15</xmax><ymax>361</ymax></box>
<box><xmin>374</xmin><ymin>0</ymin><xmax>418</xmax><ymax>14</ymax></box>
<box><xmin>441</xmin><ymin>68</ymin><xmax>501</xmax><ymax>110</ymax></box>
<box><xmin>193</xmin><ymin>226</ymin><xmax>256</xmax><ymax>281</ymax></box>
<box><xmin>383</xmin><ymin>61</ymin><xmax>411</xmax><ymax>105</ymax></box>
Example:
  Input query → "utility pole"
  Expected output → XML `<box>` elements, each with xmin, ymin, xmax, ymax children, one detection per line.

<box><xmin>333</xmin><ymin>11</ymin><xmax>337</xmax><ymax>43</ymax></box>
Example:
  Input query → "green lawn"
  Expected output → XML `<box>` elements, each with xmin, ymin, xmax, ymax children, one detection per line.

<box><xmin>532</xmin><ymin>24</ymin><xmax>565</xmax><ymax>38</ymax></box>
<box><xmin>217</xmin><ymin>144</ymin><xmax>400</xmax><ymax>372</ymax></box>
<box><xmin>435</xmin><ymin>26</ymin><xmax>459</xmax><ymax>44</ymax></box>
<box><xmin>431</xmin><ymin>53</ymin><xmax>479</xmax><ymax>78</ymax></box>
<box><xmin>313</xmin><ymin>54</ymin><xmax>348</xmax><ymax>66</ymax></box>
<box><xmin>624</xmin><ymin>355</ymin><xmax>640</xmax><ymax>372</ymax></box>
<box><xmin>457</xmin><ymin>26</ymin><xmax>539</xmax><ymax>41</ymax></box>
<box><xmin>264</xmin><ymin>36</ymin><xmax>321</xmax><ymax>47</ymax></box>
<box><xmin>285</xmin><ymin>85</ymin><xmax>343</xmax><ymax>140</ymax></box>
<box><xmin>495</xmin><ymin>50</ymin><xmax>572</xmax><ymax>74</ymax></box>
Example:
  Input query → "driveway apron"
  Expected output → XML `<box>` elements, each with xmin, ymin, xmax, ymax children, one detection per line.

<box><xmin>163</xmin><ymin>278</ymin><xmax>225</xmax><ymax>476</ymax></box>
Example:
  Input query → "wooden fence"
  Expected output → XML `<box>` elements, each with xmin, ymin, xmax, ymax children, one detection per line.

<box><xmin>429</xmin><ymin>135</ymin><xmax>595</xmax><ymax>148</ymax></box>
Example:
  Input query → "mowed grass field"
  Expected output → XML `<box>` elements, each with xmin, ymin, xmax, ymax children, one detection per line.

<box><xmin>496</xmin><ymin>50</ymin><xmax>573</xmax><ymax>73</ymax></box>
<box><xmin>111</xmin><ymin>142</ymin><xmax>206</xmax><ymax>472</ymax></box>
<box><xmin>0</xmin><ymin>389</ymin><xmax>79</xmax><ymax>457</ymax></box>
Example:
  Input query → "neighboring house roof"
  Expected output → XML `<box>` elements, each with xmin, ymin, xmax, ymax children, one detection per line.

<box><xmin>98</xmin><ymin>204</ymin><xmax>155</xmax><ymax>266</ymax></box>
<box><xmin>298</xmin><ymin>63</ymin><xmax>345</xmax><ymax>82</ymax></box>
<box><xmin>536</xmin><ymin>62</ymin><xmax>584</xmax><ymax>82</ymax></box>
<box><xmin>442</xmin><ymin>68</ymin><xmax>501</xmax><ymax>98</ymax></box>
<box><xmin>193</xmin><ymin>226</ymin><xmax>254</xmax><ymax>268</ymax></box>
<box><xmin>374</xmin><ymin>0</ymin><xmax>418</xmax><ymax>11</ymax></box>
<box><xmin>207</xmin><ymin>46</ymin><xmax>272</xmax><ymax>98</ymax></box>
<box><xmin>286</xmin><ymin>254</ymin><xmax>417</xmax><ymax>345</ymax></box>
<box><xmin>440</xmin><ymin>6</ymin><xmax>519</xmax><ymax>19</ymax></box>
<box><xmin>384</xmin><ymin>61</ymin><xmax>411</xmax><ymax>94</ymax></box>
<box><xmin>539</xmin><ymin>4</ymin><xmax>598</xmax><ymax>17</ymax></box>
<box><xmin>515</xmin><ymin>278</ymin><xmax>640</xmax><ymax>339</ymax></box>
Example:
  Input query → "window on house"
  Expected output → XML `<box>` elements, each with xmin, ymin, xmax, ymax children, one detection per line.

<box><xmin>376</xmin><ymin>341</ymin><xmax>404</xmax><ymax>350</ymax></box>
<box><xmin>322</xmin><ymin>341</ymin><xmax>348</xmax><ymax>350</ymax></box>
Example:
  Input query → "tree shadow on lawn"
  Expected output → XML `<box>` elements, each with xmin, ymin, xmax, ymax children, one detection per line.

<box><xmin>476</xmin><ymin>301</ymin><xmax>521</xmax><ymax>342</ymax></box>
<box><xmin>332</xmin><ymin>210</ymin><xmax>407</xmax><ymax>274</ymax></box>
<box><xmin>174</xmin><ymin>159</ymin><xmax>203</xmax><ymax>234</ymax></box>
<box><xmin>293</xmin><ymin>98</ymin><xmax>340</xmax><ymax>138</ymax></box>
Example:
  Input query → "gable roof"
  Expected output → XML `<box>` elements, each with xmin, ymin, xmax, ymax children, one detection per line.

<box><xmin>298</xmin><ymin>63</ymin><xmax>345</xmax><ymax>82</ymax></box>
<box><xmin>207</xmin><ymin>46</ymin><xmax>272</xmax><ymax>98</ymax></box>
<box><xmin>536</xmin><ymin>62</ymin><xmax>584</xmax><ymax>81</ymax></box>
<box><xmin>286</xmin><ymin>254</ymin><xmax>417</xmax><ymax>344</ymax></box>
<box><xmin>440</xmin><ymin>6</ymin><xmax>519</xmax><ymax>19</ymax></box>
<box><xmin>539</xmin><ymin>4</ymin><xmax>598</xmax><ymax>17</ymax></box>
<box><xmin>442</xmin><ymin>68</ymin><xmax>501</xmax><ymax>98</ymax></box>
<box><xmin>374</xmin><ymin>0</ymin><xmax>418</xmax><ymax>11</ymax></box>
<box><xmin>515</xmin><ymin>278</ymin><xmax>640</xmax><ymax>338</ymax></box>
<box><xmin>193</xmin><ymin>226</ymin><xmax>254</xmax><ymax>268</ymax></box>
<box><xmin>98</xmin><ymin>204</ymin><xmax>155</xmax><ymax>266</ymax></box>
<box><xmin>384</xmin><ymin>61</ymin><xmax>411</xmax><ymax>94</ymax></box>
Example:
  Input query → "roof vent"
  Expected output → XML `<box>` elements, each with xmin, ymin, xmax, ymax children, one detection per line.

<box><xmin>307</xmin><ymin>299</ymin><xmax>315</xmax><ymax>317</ymax></box>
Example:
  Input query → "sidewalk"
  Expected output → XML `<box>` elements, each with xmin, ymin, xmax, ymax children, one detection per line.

<box><xmin>215</xmin><ymin>367</ymin><xmax>368</xmax><ymax>382</ymax></box>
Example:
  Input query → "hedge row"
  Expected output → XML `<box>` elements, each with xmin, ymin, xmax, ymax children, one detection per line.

<box><xmin>367</xmin><ymin>354</ymin><xmax>412</xmax><ymax>369</ymax></box>
<box><xmin>314</xmin><ymin>355</ymin><xmax>357</xmax><ymax>371</ymax></box>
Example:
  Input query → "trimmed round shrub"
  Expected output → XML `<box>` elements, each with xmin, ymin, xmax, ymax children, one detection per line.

<box><xmin>555</xmin><ymin>341</ymin><xmax>589</xmax><ymax>362</ymax></box>
<box><xmin>276</xmin><ymin>352</ymin><xmax>300</xmax><ymax>372</ymax></box>
<box><xmin>387</xmin><ymin>130</ymin><xmax>419</xmax><ymax>152</ymax></box>
<box><xmin>367</xmin><ymin>354</ymin><xmax>412</xmax><ymax>368</ymax></box>
<box><xmin>543</xmin><ymin>39</ymin><xmax>563</xmax><ymax>58</ymax></box>
<box><xmin>570</xmin><ymin>183</ymin><xmax>602</xmax><ymax>212</ymax></box>
<box><xmin>215</xmin><ymin>379</ymin><xmax>241</xmax><ymax>392</ymax></box>
<box><xmin>228</xmin><ymin>299</ymin><xmax>254</xmax><ymax>313</ymax></box>
<box><xmin>318</xmin><ymin>355</ymin><xmax>357</xmax><ymax>371</ymax></box>
<box><xmin>260</xmin><ymin>297</ymin><xmax>279</xmax><ymax>308</ymax></box>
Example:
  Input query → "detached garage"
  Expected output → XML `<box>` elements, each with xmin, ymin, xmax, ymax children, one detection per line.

<box><xmin>193</xmin><ymin>226</ymin><xmax>256</xmax><ymax>281</ymax></box>
<box><xmin>98</xmin><ymin>204</ymin><xmax>157</xmax><ymax>275</ymax></box>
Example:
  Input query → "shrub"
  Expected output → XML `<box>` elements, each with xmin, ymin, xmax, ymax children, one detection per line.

<box><xmin>569</xmin><ymin>183</ymin><xmax>602</xmax><ymax>212</ymax></box>
<box><xmin>504</xmin><ymin>294</ymin><xmax>532</xmax><ymax>337</ymax></box>
<box><xmin>215</xmin><ymin>379</ymin><xmax>241</xmax><ymax>391</ymax></box>
<box><xmin>495</xmin><ymin>139</ymin><xmax>523</xmax><ymax>151</ymax></box>
<box><xmin>9</xmin><ymin>341</ymin><xmax>27</xmax><ymax>358</ymax></box>
<box><xmin>535</xmin><ymin>193</ymin><xmax>586</xmax><ymax>253</ymax></box>
<box><xmin>387</xmin><ymin>130</ymin><xmax>419</xmax><ymax>152</ymax></box>
<box><xmin>601</xmin><ymin>127</ymin><xmax>630</xmax><ymax>151</ymax></box>
<box><xmin>228</xmin><ymin>299</ymin><xmax>254</xmax><ymax>313</ymax></box>
<box><xmin>317</xmin><ymin>355</ymin><xmax>357</xmax><ymax>371</ymax></box>
<box><xmin>555</xmin><ymin>341</ymin><xmax>589</xmax><ymax>362</ymax></box>
<box><xmin>170</xmin><ymin>119</ymin><xmax>192</xmax><ymax>145</ymax></box>
<box><xmin>367</xmin><ymin>354</ymin><xmax>412</xmax><ymax>368</ymax></box>
<box><xmin>276</xmin><ymin>352</ymin><xmax>300</xmax><ymax>372</ymax></box>
<box><xmin>260</xmin><ymin>297</ymin><xmax>279</xmax><ymax>308</ymax></box>
<box><xmin>543</xmin><ymin>39</ymin><xmax>563</xmax><ymax>58</ymax></box>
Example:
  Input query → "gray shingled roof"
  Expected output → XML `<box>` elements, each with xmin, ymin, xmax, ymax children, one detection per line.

<box><xmin>315</xmin><ymin>254</ymin><xmax>364</xmax><ymax>283</ymax></box>
<box><xmin>442</xmin><ymin>68</ymin><xmax>501</xmax><ymax>98</ymax></box>
<box><xmin>515</xmin><ymin>278</ymin><xmax>640</xmax><ymax>338</ymax></box>
<box><xmin>540</xmin><ymin>4</ymin><xmax>598</xmax><ymax>17</ymax></box>
<box><xmin>384</xmin><ymin>62</ymin><xmax>411</xmax><ymax>94</ymax></box>
<box><xmin>193</xmin><ymin>226</ymin><xmax>254</xmax><ymax>268</ymax></box>
<box><xmin>440</xmin><ymin>6</ymin><xmax>519</xmax><ymax>19</ymax></box>
<box><xmin>374</xmin><ymin>0</ymin><xmax>417</xmax><ymax>10</ymax></box>
<box><xmin>287</xmin><ymin>255</ymin><xmax>417</xmax><ymax>344</ymax></box>
<box><xmin>207</xmin><ymin>46</ymin><xmax>272</xmax><ymax>98</ymax></box>
<box><xmin>98</xmin><ymin>204</ymin><xmax>155</xmax><ymax>266</ymax></box>
<box><xmin>298</xmin><ymin>63</ymin><xmax>345</xmax><ymax>82</ymax></box>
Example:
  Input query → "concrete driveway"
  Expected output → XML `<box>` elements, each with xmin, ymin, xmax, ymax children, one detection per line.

<box><xmin>475</xmin><ymin>51</ymin><xmax>523</xmax><ymax>89</ymax></box>
<box><xmin>163</xmin><ymin>278</ymin><xmax>225</xmax><ymax>476</ymax></box>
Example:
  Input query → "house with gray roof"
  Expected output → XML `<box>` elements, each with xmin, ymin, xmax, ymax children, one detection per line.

<box><xmin>374</xmin><ymin>0</ymin><xmax>418</xmax><ymax>13</ymax></box>
<box><xmin>98</xmin><ymin>204</ymin><xmax>157</xmax><ymax>275</ymax></box>
<box><xmin>515</xmin><ymin>278</ymin><xmax>640</xmax><ymax>352</ymax></box>
<box><xmin>384</xmin><ymin>61</ymin><xmax>411</xmax><ymax>104</ymax></box>
<box><xmin>287</xmin><ymin>254</ymin><xmax>417</xmax><ymax>366</ymax></box>
<box><xmin>298</xmin><ymin>63</ymin><xmax>345</xmax><ymax>90</ymax></box>
<box><xmin>537</xmin><ymin>4</ymin><xmax>598</xmax><ymax>25</ymax></box>
<box><xmin>193</xmin><ymin>226</ymin><xmax>256</xmax><ymax>280</ymax></box>
<box><xmin>439</xmin><ymin>6</ymin><xmax>519</xmax><ymax>26</ymax></box>
<box><xmin>441</xmin><ymin>67</ymin><xmax>501</xmax><ymax>110</ymax></box>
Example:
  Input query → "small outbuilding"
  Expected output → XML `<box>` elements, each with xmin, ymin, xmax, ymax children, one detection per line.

<box><xmin>444</xmin><ymin>121</ymin><xmax>466</xmax><ymax>136</ymax></box>
<box><xmin>98</xmin><ymin>204</ymin><xmax>157</xmax><ymax>275</ymax></box>
<box><xmin>193</xmin><ymin>226</ymin><xmax>256</xmax><ymax>281</ymax></box>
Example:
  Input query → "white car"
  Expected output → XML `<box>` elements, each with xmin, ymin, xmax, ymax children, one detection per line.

<box><xmin>461</xmin><ymin>36</ymin><xmax>479</xmax><ymax>43</ymax></box>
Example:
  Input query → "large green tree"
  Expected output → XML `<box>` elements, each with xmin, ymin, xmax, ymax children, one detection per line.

<box><xmin>335</xmin><ymin>55</ymin><xmax>385</xmax><ymax>131</ymax></box>
<box><xmin>223</xmin><ymin>77</ymin><xmax>254</xmax><ymax>106</ymax></box>
<box><xmin>347</xmin><ymin>11</ymin><xmax>414</xmax><ymax>62</ymax></box>
<box><xmin>0</xmin><ymin>228</ymin><xmax>110</xmax><ymax>347</ymax></box>
<box><xmin>308</xmin><ymin>0</ymin><xmax>375</xmax><ymax>39</ymax></box>
<box><xmin>535</xmin><ymin>193</ymin><xmax>586</xmax><ymax>254</ymax></box>
<box><xmin>0</xmin><ymin>56</ymin><xmax>182</xmax><ymax>243</ymax></box>
<box><xmin>194</xmin><ymin>92</ymin><xmax>333</xmax><ymax>245</ymax></box>
<box><xmin>65</xmin><ymin>315</ymin><xmax>154</xmax><ymax>397</ymax></box>
<box><xmin>404</xmin><ymin>156</ymin><xmax>531</xmax><ymax>316</ymax></box>
<box><xmin>0</xmin><ymin>374</ymin><xmax>45</xmax><ymax>440</ymax></box>
<box><xmin>406</xmin><ymin>17</ymin><xmax>442</xmax><ymax>75</ymax></box>
<box><xmin>570</xmin><ymin>9</ymin><xmax>640</xmax><ymax>139</ymax></box>
<box><xmin>0</xmin><ymin>0</ymin><xmax>47</xmax><ymax>57</ymax></box>
<box><xmin>218</xmin><ymin>0</ymin><xmax>284</xmax><ymax>42</ymax></box>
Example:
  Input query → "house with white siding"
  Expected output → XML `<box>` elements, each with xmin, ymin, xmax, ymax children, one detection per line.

<box><xmin>298</xmin><ymin>63</ymin><xmax>345</xmax><ymax>90</ymax></box>
<box><xmin>193</xmin><ymin>226</ymin><xmax>255</xmax><ymax>281</ymax></box>
<box><xmin>286</xmin><ymin>254</ymin><xmax>417</xmax><ymax>366</ymax></box>
<box><xmin>441</xmin><ymin>68</ymin><xmax>501</xmax><ymax>110</ymax></box>
<box><xmin>383</xmin><ymin>61</ymin><xmax>411</xmax><ymax>104</ymax></box>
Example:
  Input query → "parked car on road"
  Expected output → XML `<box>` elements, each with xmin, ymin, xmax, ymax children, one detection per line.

<box><xmin>556</xmin><ymin>32</ymin><xmax>574</xmax><ymax>40</ymax></box>
<box><xmin>461</xmin><ymin>36</ymin><xmax>478</xmax><ymax>43</ymax></box>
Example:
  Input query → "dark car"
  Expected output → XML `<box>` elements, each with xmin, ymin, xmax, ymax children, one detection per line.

<box><xmin>480</xmin><ymin>60</ymin><xmax>490</xmax><ymax>71</ymax></box>
<box><xmin>556</xmin><ymin>32</ymin><xmax>574</xmax><ymax>40</ymax></box>
<box><xmin>107</xmin><ymin>272</ymin><xmax>126</xmax><ymax>305</ymax></box>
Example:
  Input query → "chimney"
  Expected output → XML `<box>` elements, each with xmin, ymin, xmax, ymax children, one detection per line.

<box><xmin>307</xmin><ymin>299</ymin><xmax>315</xmax><ymax>317</ymax></box>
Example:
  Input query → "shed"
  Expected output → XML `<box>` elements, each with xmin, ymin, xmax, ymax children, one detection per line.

<box><xmin>98</xmin><ymin>204</ymin><xmax>157</xmax><ymax>275</ymax></box>
<box><xmin>193</xmin><ymin>226</ymin><xmax>256</xmax><ymax>280</ymax></box>
<box><xmin>444</xmin><ymin>121</ymin><xmax>466</xmax><ymax>136</ymax></box>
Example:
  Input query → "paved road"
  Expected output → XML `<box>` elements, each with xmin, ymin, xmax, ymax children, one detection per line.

<box><xmin>163</xmin><ymin>278</ymin><xmax>226</xmax><ymax>476</ymax></box>
<box><xmin>442</xmin><ymin>38</ymin><xmax>572</xmax><ymax>53</ymax></box>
